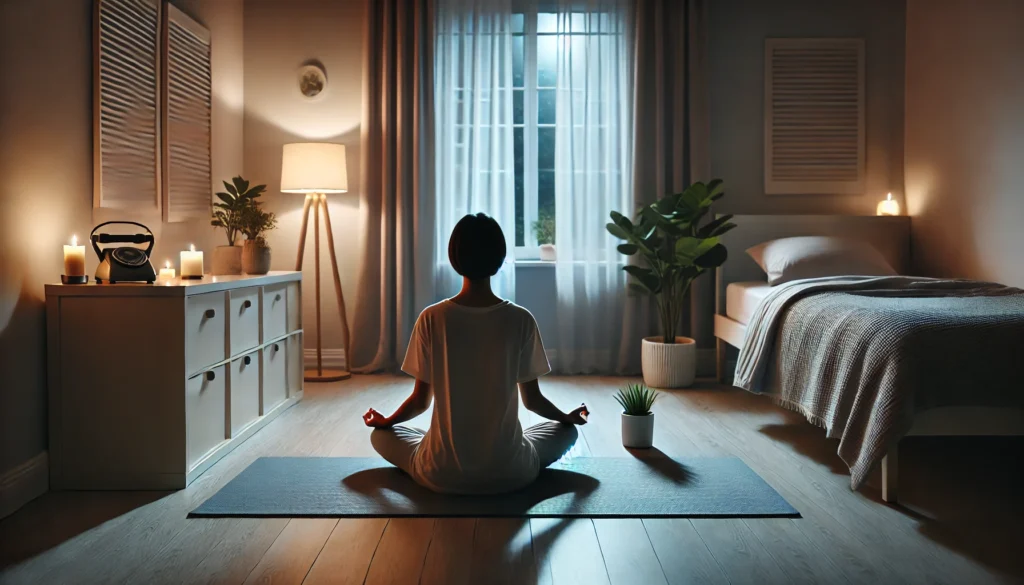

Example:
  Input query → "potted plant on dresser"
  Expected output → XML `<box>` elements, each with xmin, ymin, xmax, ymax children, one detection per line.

<box><xmin>211</xmin><ymin>176</ymin><xmax>266</xmax><ymax>275</ymax></box>
<box><xmin>615</xmin><ymin>383</ymin><xmax>659</xmax><ymax>448</ymax></box>
<box><xmin>606</xmin><ymin>180</ymin><xmax>735</xmax><ymax>388</ymax></box>
<box><xmin>239</xmin><ymin>199</ymin><xmax>277</xmax><ymax>275</ymax></box>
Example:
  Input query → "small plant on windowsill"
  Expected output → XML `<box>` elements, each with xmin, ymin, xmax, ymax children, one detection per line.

<box><xmin>532</xmin><ymin>209</ymin><xmax>556</xmax><ymax>261</ymax></box>
<box><xmin>614</xmin><ymin>383</ymin><xmax>659</xmax><ymax>448</ymax></box>
<box><xmin>239</xmin><ymin>203</ymin><xmax>277</xmax><ymax>275</ymax></box>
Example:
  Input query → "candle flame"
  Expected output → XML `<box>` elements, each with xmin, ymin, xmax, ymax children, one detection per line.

<box><xmin>886</xmin><ymin>193</ymin><xmax>892</xmax><ymax>201</ymax></box>
<box><xmin>165</xmin><ymin>260</ymin><xmax>171</xmax><ymax>269</ymax></box>
<box><xmin>190</xmin><ymin>243</ymin><xmax>196</xmax><ymax>252</ymax></box>
<box><xmin>70</xmin><ymin>235</ymin><xmax>77</xmax><ymax>246</ymax></box>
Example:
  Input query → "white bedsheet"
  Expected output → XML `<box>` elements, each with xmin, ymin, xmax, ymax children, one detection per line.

<box><xmin>725</xmin><ymin>281</ymin><xmax>773</xmax><ymax>325</ymax></box>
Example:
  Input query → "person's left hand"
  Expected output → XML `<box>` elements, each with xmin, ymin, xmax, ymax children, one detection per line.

<box><xmin>363</xmin><ymin>408</ymin><xmax>392</xmax><ymax>428</ymax></box>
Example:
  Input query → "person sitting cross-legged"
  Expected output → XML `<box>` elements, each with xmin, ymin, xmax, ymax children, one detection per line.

<box><xmin>363</xmin><ymin>213</ymin><xmax>588</xmax><ymax>495</ymax></box>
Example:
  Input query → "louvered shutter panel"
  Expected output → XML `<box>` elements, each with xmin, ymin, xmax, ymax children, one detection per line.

<box><xmin>764</xmin><ymin>38</ymin><xmax>865</xmax><ymax>195</ymax></box>
<box><xmin>163</xmin><ymin>5</ymin><xmax>211</xmax><ymax>223</ymax></box>
<box><xmin>94</xmin><ymin>0</ymin><xmax>161</xmax><ymax>210</ymax></box>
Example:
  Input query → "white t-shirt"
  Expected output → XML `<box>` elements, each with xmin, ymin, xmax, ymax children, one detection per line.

<box><xmin>400</xmin><ymin>299</ymin><xmax>551</xmax><ymax>494</ymax></box>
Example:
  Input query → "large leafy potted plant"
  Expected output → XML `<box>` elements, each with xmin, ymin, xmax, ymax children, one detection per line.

<box><xmin>211</xmin><ymin>176</ymin><xmax>266</xmax><ymax>275</ymax></box>
<box><xmin>606</xmin><ymin>179</ymin><xmax>735</xmax><ymax>388</ymax></box>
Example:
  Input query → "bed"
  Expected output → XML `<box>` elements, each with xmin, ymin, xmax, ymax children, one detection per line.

<box><xmin>713</xmin><ymin>215</ymin><xmax>1024</xmax><ymax>503</ymax></box>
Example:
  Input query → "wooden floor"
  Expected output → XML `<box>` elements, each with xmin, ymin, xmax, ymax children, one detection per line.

<box><xmin>1</xmin><ymin>376</ymin><xmax>1021</xmax><ymax>585</ymax></box>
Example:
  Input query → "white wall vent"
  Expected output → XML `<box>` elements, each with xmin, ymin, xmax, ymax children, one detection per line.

<box><xmin>764</xmin><ymin>38</ymin><xmax>865</xmax><ymax>195</ymax></box>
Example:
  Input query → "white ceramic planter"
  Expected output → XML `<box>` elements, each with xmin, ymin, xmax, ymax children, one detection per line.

<box><xmin>212</xmin><ymin>245</ymin><xmax>243</xmax><ymax>275</ymax></box>
<box><xmin>539</xmin><ymin>244</ymin><xmax>556</xmax><ymax>261</ymax></box>
<box><xmin>621</xmin><ymin>412</ymin><xmax>655</xmax><ymax>448</ymax></box>
<box><xmin>641</xmin><ymin>336</ymin><xmax>696</xmax><ymax>389</ymax></box>
<box><xmin>242</xmin><ymin>241</ymin><xmax>272</xmax><ymax>275</ymax></box>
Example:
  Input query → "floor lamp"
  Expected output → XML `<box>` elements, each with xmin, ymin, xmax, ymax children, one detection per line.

<box><xmin>280</xmin><ymin>142</ymin><xmax>352</xmax><ymax>382</ymax></box>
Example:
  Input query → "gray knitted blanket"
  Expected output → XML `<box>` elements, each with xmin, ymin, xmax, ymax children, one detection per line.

<box><xmin>734</xmin><ymin>276</ymin><xmax>1024</xmax><ymax>489</ymax></box>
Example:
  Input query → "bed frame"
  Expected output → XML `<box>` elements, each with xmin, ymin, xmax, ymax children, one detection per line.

<box><xmin>713</xmin><ymin>215</ymin><xmax>1024</xmax><ymax>503</ymax></box>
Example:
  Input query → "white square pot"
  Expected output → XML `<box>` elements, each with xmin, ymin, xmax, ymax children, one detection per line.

<box><xmin>621</xmin><ymin>412</ymin><xmax>654</xmax><ymax>448</ymax></box>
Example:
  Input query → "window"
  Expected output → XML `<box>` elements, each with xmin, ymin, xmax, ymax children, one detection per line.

<box><xmin>511</xmin><ymin>13</ymin><xmax>554</xmax><ymax>255</ymax></box>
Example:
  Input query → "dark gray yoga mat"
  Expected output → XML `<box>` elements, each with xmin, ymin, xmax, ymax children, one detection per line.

<box><xmin>190</xmin><ymin>456</ymin><xmax>798</xmax><ymax>518</ymax></box>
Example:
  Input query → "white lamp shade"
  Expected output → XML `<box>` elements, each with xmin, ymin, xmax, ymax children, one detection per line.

<box><xmin>280</xmin><ymin>142</ymin><xmax>348</xmax><ymax>193</ymax></box>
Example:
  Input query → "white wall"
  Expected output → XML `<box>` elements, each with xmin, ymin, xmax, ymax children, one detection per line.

<box><xmin>243</xmin><ymin>0</ymin><xmax>366</xmax><ymax>357</ymax></box>
<box><xmin>709</xmin><ymin>0</ymin><xmax>906</xmax><ymax>215</ymax></box>
<box><xmin>904</xmin><ymin>0</ymin><xmax>1024</xmax><ymax>286</ymax></box>
<box><xmin>0</xmin><ymin>0</ymin><xmax>244</xmax><ymax>514</ymax></box>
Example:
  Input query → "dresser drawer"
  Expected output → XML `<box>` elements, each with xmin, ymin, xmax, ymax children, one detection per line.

<box><xmin>186</xmin><ymin>364</ymin><xmax>227</xmax><ymax>469</ymax></box>
<box><xmin>286</xmin><ymin>332</ymin><xmax>304</xmax><ymax>397</ymax></box>
<box><xmin>186</xmin><ymin>292</ymin><xmax>227</xmax><ymax>376</ymax></box>
<box><xmin>229</xmin><ymin>287</ymin><xmax>260</xmax><ymax>357</ymax></box>
<box><xmin>262</xmin><ymin>339</ymin><xmax>287</xmax><ymax>413</ymax></box>
<box><xmin>229</xmin><ymin>351</ymin><xmax>260</xmax><ymax>436</ymax></box>
<box><xmin>263</xmin><ymin>284</ymin><xmax>289</xmax><ymax>341</ymax></box>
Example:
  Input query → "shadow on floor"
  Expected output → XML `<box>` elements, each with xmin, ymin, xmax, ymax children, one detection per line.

<box><xmin>341</xmin><ymin>466</ymin><xmax>601</xmax><ymax>516</ymax></box>
<box><xmin>625</xmin><ymin>447</ymin><xmax>693</xmax><ymax>484</ymax></box>
<box><xmin>758</xmin><ymin>423</ymin><xmax>849</xmax><ymax>476</ymax></box>
<box><xmin>0</xmin><ymin>490</ymin><xmax>170</xmax><ymax>569</ymax></box>
<box><xmin>759</xmin><ymin>421</ymin><xmax>1024</xmax><ymax>580</ymax></box>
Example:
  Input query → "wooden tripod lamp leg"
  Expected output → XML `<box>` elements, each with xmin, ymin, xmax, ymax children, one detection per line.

<box><xmin>319</xmin><ymin>193</ymin><xmax>352</xmax><ymax>375</ymax></box>
<box><xmin>302</xmin><ymin>193</ymin><xmax>351</xmax><ymax>382</ymax></box>
<box><xmin>295</xmin><ymin>194</ymin><xmax>313</xmax><ymax>271</ymax></box>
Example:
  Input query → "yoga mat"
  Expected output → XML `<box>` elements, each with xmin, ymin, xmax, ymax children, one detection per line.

<box><xmin>190</xmin><ymin>456</ymin><xmax>798</xmax><ymax>518</ymax></box>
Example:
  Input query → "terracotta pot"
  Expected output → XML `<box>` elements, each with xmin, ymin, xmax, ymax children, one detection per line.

<box><xmin>539</xmin><ymin>243</ymin><xmax>556</xmax><ymax>261</ymax></box>
<box><xmin>641</xmin><ymin>336</ymin><xmax>696</xmax><ymax>389</ymax></box>
<box><xmin>621</xmin><ymin>412</ymin><xmax>655</xmax><ymax>448</ymax></box>
<box><xmin>242</xmin><ymin>241</ymin><xmax>272</xmax><ymax>275</ymax></box>
<box><xmin>212</xmin><ymin>245</ymin><xmax>243</xmax><ymax>275</ymax></box>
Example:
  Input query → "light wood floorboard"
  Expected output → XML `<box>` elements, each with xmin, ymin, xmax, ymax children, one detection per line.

<box><xmin>0</xmin><ymin>376</ymin><xmax>1020</xmax><ymax>585</ymax></box>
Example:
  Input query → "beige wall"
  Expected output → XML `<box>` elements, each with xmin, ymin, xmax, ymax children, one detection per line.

<box><xmin>709</xmin><ymin>0</ymin><xmax>906</xmax><ymax>215</ymax></box>
<box><xmin>243</xmin><ymin>0</ymin><xmax>366</xmax><ymax>356</ymax></box>
<box><xmin>0</xmin><ymin>0</ymin><xmax>244</xmax><ymax>499</ymax></box>
<box><xmin>904</xmin><ymin>0</ymin><xmax>1024</xmax><ymax>286</ymax></box>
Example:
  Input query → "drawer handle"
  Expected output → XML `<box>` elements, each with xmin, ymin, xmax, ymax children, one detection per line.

<box><xmin>244</xmin><ymin>355</ymin><xmax>252</xmax><ymax>366</ymax></box>
<box><xmin>204</xmin><ymin>308</ymin><xmax>216</xmax><ymax>319</ymax></box>
<box><xmin>205</xmin><ymin>370</ymin><xmax>216</xmax><ymax>382</ymax></box>
<box><xmin>274</xmin><ymin>293</ymin><xmax>282</xmax><ymax>302</ymax></box>
<box><xmin>242</xmin><ymin>299</ymin><xmax>252</xmax><ymax>309</ymax></box>
<box><xmin>272</xmin><ymin>343</ymin><xmax>280</xmax><ymax>352</ymax></box>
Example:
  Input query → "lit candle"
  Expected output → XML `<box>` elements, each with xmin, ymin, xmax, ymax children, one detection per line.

<box><xmin>63</xmin><ymin>235</ymin><xmax>86</xmax><ymax>277</ymax></box>
<box><xmin>180</xmin><ymin>244</ymin><xmax>204</xmax><ymax>279</ymax></box>
<box><xmin>876</xmin><ymin>192</ymin><xmax>900</xmax><ymax>216</ymax></box>
<box><xmin>158</xmin><ymin>260</ymin><xmax>176</xmax><ymax>281</ymax></box>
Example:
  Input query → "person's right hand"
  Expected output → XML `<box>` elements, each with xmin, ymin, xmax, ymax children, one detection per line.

<box><xmin>363</xmin><ymin>408</ymin><xmax>392</xmax><ymax>428</ymax></box>
<box><xmin>565</xmin><ymin>403</ymin><xmax>589</xmax><ymax>425</ymax></box>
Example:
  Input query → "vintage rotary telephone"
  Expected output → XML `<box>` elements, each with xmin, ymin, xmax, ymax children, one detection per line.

<box><xmin>91</xmin><ymin>221</ymin><xmax>157</xmax><ymax>284</ymax></box>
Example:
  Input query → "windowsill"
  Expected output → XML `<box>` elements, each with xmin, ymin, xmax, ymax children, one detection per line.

<box><xmin>516</xmin><ymin>260</ymin><xmax>556</xmax><ymax>268</ymax></box>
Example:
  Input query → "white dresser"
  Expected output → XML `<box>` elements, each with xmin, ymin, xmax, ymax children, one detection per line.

<box><xmin>45</xmin><ymin>272</ymin><xmax>303</xmax><ymax>490</ymax></box>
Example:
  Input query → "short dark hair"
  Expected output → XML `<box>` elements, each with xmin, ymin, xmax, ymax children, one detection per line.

<box><xmin>448</xmin><ymin>213</ymin><xmax>506</xmax><ymax>279</ymax></box>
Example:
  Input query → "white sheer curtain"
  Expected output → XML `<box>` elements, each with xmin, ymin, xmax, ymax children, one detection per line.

<box><xmin>434</xmin><ymin>0</ymin><xmax>517</xmax><ymax>301</ymax></box>
<box><xmin>551</xmin><ymin>1</ymin><xmax>634</xmax><ymax>372</ymax></box>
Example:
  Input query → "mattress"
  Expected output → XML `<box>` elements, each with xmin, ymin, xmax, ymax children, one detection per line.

<box><xmin>725</xmin><ymin>281</ymin><xmax>773</xmax><ymax>324</ymax></box>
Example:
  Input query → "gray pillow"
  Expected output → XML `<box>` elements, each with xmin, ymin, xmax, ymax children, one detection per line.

<box><xmin>746</xmin><ymin>236</ymin><xmax>897</xmax><ymax>285</ymax></box>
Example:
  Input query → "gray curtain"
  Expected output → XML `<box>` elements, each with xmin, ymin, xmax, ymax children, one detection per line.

<box><xmin>617</xmin><ymin>0</ymin><xmax>711</xmax><ymax>372</ymax></box>
<box><xmin>351</xmin><ymin>0</ymin><xmax>436</xmax><ymax>372</ymax></box>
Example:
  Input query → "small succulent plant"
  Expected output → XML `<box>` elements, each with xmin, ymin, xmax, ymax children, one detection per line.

<box><xmin>613</xmin><ymin>383</ymin><xmax>659</xmax><ymax>416</ymax></box>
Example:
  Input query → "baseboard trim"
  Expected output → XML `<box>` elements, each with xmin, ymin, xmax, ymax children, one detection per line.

<box><xmin>304</xmin><ymin>348</ymin><xmax>347</xmax><ymax>370</ymax></box>
<box><xmin>0</xmin><ymin>452</ymin><xmax>48</xmax><ymax>519</ymax></box>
